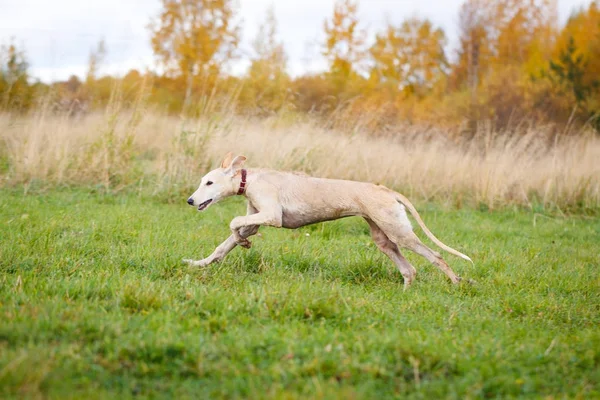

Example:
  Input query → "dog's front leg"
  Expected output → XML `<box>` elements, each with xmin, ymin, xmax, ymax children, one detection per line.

<box><xmin>230</xmin><ymin>211</ymin><xmax>282</xmax><ymax>248</ymax></box>
<box><xmin>229</xmin><ymin>189</ymin><xmax>282</xmax><ymax>247</ymax></box>
<box><xmin>183</xmin><ymin>203</ymin><xmax>259</xmax><ymax>267</ymax></box>
<box><xmin>183</xmin><ymin>224</ymin><xmax>259</xmax><ymax>267</ymax></box>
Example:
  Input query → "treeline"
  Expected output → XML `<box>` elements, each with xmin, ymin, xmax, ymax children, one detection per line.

<box><xmin>1</xmin><ymin>0</ymin><xmax>599</xmax><ymax>132</ymax></box>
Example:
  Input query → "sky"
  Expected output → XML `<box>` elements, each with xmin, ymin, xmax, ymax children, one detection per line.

<box><xmin>0</xmin><ymin>0</ymin><xmax>593</xmax><ymax>83</ymax></box>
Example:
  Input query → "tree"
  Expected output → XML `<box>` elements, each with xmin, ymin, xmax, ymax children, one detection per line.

<box><xmin>549</xmin><ymin>37</ymin><xmax>593</xmax><ymax>104</ymax></box>
<box><xmin>148</xmin><ymin>0</ymin><xmax>240</xmax><ymax>109</ymax></box>
<box><xmin>82</xmin><ymin>39</ymin><xmax>108</xmax><ymax>107</ymax></box>
<box><xmin>0</xmin><ymin>39</ymin><xmax>32</xmax><ymax>110</ymax></box>
<box><xmin>450</xmin><ymin>0</ymin><xmax>493</xmax><ymax>91</ymax></box>
<box><xmin>370</xmin><ymin>18</ymin><xmax>448</xmax><ymax>97</ymax></box>
<box><xmin>546</xmin><ymin>35</ymin><xmax>599</xmax><ymax>129</ymax></box>
<box><xmin>448</xmin><ymin>0</ymin><xmax>559</xmax><ymax>131</ymax></box>
<box><xmin>244</xmin><ymin>5</ymin><xmax>289</xmax><ymax>113</ymax></box>
<box><xmin>451</xmin><ymin>0</ymin><xmax>557</xmax><ymax>88</ymax></box>
<box><xmin>250</xmin><ymin>6</ymin><xmax>286</xmax><ymax>79</ymax></box>
<box><xmin>86</xmin><ymin>39</ymin><xmax>106</xmax><ymax>86</ymax></box>
<box><xmin>322</xmin><ymin>0</ymin><xmax>366</xmax><ymax>83</ymax></box>
<box><xmin>553</xmin><ymin>1</ymin><xmax>600</xmax><ymax>90</ymax></box>
<box><xmin>523</xmin><ymin>1</ymin><xmax>599</xmax><ymax>129</ymax></box>
<box><xmin>493</xmin><ymin>0</ymin><xmax>557</xmax><ymax>67</ymax></box>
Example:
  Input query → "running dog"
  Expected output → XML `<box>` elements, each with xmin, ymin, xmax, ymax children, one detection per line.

<box><xmin>184</xmin><ymin>152</ymin><xmax>472</xmax><ymax>288</ymax></box>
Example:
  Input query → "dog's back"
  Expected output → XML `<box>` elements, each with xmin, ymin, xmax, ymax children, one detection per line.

<box><xmin>245</xmin><ymin>169</ymin><xmax>398</xmax><ymax>229</ymax></box>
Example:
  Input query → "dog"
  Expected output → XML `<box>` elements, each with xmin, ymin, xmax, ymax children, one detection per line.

<box><xmin>184</xmin><ymin>152</ymin><xmax>472</xmax><ymax>288</ymax></box>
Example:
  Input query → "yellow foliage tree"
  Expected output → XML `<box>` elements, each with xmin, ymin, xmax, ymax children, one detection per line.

<box><xmin>0</xmin><ymin>40</ymin><xmax>33</xmax><ymax>111</ymax></box>
<box><xmin>452</xmin><ymin>0</ymin><xmax>557</xmax><ymax>87</ymax></box>
<box><xmin>553</xmin><ymin>1</ymin><xmax>600</xmax><ymax>89</ymax></box>
<box><xmin>322</xmin><ymin>0</ymin><xmax>366</xmax><ymax>91</ymax></box>
<box><xmin>370</xmin><ymin>18</ymin><xmax>448</xmax><ymax>98</ymax></box>
<box><xmin>148</xmin><ymin>0</ymin><xmax>240</xmax><ymax>110</ymax></box>
<box><xmin>450</xmin><ymin>0</ymin><xmax>494</xmax><ymax>91</ymax></box>
<box><xmin>449</xmin><ymin>0</ymin><xmax>560</xmax><ymax>129</ymax></box>
<box><xmin>545</xmin><ymin>1</ymin><xmax>600</xmax><ymax>128</ymax></box>
<box><xmin>493</xmin><ymin>0</ymin><xmax>557</xmax><ymax>67</ymax></box>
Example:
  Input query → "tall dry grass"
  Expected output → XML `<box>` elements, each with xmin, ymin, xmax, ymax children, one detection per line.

<box><xmin>1</xmin><ymin>100</ymin><xmax>599</xmax><ymax>212</ymax></box>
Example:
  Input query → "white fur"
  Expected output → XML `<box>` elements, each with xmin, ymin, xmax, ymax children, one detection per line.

<box><xmin>184</xmin><ymin>153</ymin><xmax>472</xmax><ymax>289</ymax></box>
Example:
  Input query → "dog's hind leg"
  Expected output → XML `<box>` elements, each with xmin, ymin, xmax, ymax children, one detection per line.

<box><xmin>365</xmin><ymin>218</ymin><xmax>416</xmax><ymax>289</ymax></box>
<box><xmin>371</xmin><ymin>207</ymin><xmax>462</xmax><ymax>285</ymax></box>
<box><xmin>405</xmin><ymin>238</ymin><xmax>462</xmax><ymax>284</ymax></box>
<box><xmin>183</xmin><ymin>203</ymin><xmax>260</xmax><ymax>267</ymax></box>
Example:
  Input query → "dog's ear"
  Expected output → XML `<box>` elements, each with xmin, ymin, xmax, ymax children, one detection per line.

<box><xmin>226</xmin><ymin>155</ymin><xmax>247</xmax><ymax>176</ymax></box>
<box><xmin>220</xmin><ymin>152</ymin><xmax>234</xmax><ymax>168</ymax></box>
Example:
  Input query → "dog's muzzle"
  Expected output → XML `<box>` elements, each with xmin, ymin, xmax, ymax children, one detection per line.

<box><xmin>197</xmin><ymin>199</ymin><xmax>212</xmax><ymax>211</ymax></box>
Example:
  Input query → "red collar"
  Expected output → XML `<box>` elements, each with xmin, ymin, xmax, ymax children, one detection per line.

<box><xmin>237</xmin><ymin>169</ymin><xmax>247</xmax><ymax>195</ymax></box>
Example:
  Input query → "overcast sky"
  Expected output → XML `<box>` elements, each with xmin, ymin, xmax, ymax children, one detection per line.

<box><xmin>0</xmin><ymin>0</ymin><xmax>592</xmax><ymax>83</ymax></box>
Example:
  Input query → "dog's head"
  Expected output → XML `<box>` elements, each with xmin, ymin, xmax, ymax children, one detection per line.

<box><xmin>187</xmin><ymin>152</ymin><xmax>247</xmax><ymax>211</ymax></box>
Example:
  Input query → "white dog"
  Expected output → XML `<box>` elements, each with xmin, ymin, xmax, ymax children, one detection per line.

<box><xmin>184</xmin><ymin>152</ymin><xmax>472</xmax><ymax>288</ymax></box>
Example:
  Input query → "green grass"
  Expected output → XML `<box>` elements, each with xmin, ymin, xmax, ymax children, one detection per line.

<box><xmin>0</xmin><ymin>190</ymin><xmax>598</xmax><ymax>399</ymax></box>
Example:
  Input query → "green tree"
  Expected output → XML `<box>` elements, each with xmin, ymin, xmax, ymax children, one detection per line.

<box><xmin>548</xmin><ymin>36</ymin><xmax>599</xmax><ymax>128</ymax></box>
<box><xmin>550</xmin><ymin>37</ymin><xmax>593</xmax><ymax>105</ymax></box>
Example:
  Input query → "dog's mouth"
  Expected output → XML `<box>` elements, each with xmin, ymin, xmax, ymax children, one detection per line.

<box><xmin>198</xmin><ymin>199</ymin><xmax>212</xmax><ymax>211</ymax></box>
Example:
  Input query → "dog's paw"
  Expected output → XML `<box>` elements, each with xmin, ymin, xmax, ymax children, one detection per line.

<box><xmin>236</xmin><ymin>239</ymin><xmax>252</xmax><ymax>249</ymax></box>
<box><xmin>182</xmin><ymin>258</ymin><xmax>208</xmax><ymax>267</ymax></box>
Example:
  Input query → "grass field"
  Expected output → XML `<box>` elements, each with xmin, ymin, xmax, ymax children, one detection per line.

<box><xmin>1</xmin><ymin>189</ymin><xmax>598</xmax><ymax>399</ymax></box>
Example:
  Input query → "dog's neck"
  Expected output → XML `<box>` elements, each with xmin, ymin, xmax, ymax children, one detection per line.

<box><xmin>236</xmin><ymin>169</ymin><xmax>247</xmax><ymax>195</ymax></box>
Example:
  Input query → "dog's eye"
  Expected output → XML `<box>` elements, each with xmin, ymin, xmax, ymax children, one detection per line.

<box><xmin>206</xmin><ymin>181</ymin><xmax>213</xmax><ymax>186</ymax></box>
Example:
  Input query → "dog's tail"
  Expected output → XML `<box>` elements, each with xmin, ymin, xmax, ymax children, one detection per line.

<box><xmin>395</xmin><ymin>193</ymin><xmax>473</xmax><ymax>264</ymax></box>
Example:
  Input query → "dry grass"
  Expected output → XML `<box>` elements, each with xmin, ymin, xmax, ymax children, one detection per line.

<box><xmin>1</xmin><ymin>103</ymin><xmax>599</xmax><ymax>211</ymax></box>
